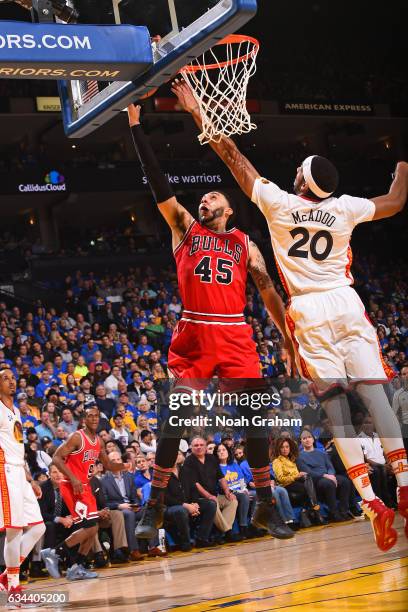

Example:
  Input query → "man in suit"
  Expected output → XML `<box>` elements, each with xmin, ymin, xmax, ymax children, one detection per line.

<box><xmin>101</xmin><ymin>452</ymin><xmax>145</xmax><ymax>561</ymax></box>
<box><xmin>39</xmin><ymin>464</ymin><xmax>74</xmax><ymax>550</ymax></box>
<box><xmin>89</xmin><ymin>474</ymin><xmax>129</xmax><ymax>566</ymax></box>
<box><xmin>33</xmin><ymin>464</ymin><xmax>73</xmax><ymax>577</ymax></box>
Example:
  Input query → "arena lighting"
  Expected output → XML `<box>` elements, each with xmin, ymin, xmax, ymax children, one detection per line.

<box><xmin>0</xmin><ymin>0</ymin><xmax>78</xmax><ymax>23</ymax></box>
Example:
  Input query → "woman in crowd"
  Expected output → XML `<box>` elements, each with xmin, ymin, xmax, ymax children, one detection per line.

<box><xmin>272</xmin><ymin>437</ymin><xmax>324</xmax><ymax>525</ymax></box>
<box><xmin>152</xmin><ymin>363</ymin><xmax>167</xmax><ymax>382</ymax></box>
<box><xmin>297</xmin><ymin>429</ymin><xmax>352</xmax><ymax>522</ymax></box>
<box><xmin>62</xmin><ymin>373</ymin><xmax>79</xmax><ymax>404</ymax></box>
<box><xmin>134</xmin><ymin>414</ymin><xmax>152</xmax><ymax>441</ymax></box>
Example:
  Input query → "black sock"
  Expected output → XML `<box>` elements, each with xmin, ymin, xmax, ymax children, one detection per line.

<box><xmin>56</xmin><ymin>541</ymin><xmax>75</xmax><ymax>565</ymax></box>
<box><xmin>76</xmin><ymin>553</ymin><xmax>87</xmax><ymax>567</ymax></box>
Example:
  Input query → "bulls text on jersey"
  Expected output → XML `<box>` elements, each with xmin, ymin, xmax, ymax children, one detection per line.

<box><xmin>189</xmin><ymin>235</ymin><xmax>243</xmax><ymax>264</ymax></box>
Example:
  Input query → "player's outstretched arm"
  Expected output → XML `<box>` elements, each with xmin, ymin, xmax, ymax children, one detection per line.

<box><xmin>127</xmin><ymin>104</ymin><xmax>193</xmax><ymax>248</ymax></box>
<box><xmin>171</xmin><ymin>79</ymin><xmax>259</xmax><ymax>199</ymax></box>
<box><xmin>52</xmin><ymin>432</ymin><xmax>84</xmax><ymax>494</ymax></box>
<box><xmin>248</xmin><ymin>241</ymin><xmax>297</xmax><ymax>374</ymax></box>
<box><xmin>371</xmin><ymin>161</ymin><xmax>408</xmax><ymax>220</ymax></box>
<box><xmin>99</xmin><ymin>443</ymin><xmax>131</xmax><ymax>473</ymax></box>
<box><xmin>248</xmin><ymin>241</ymin><xmax>286</xmax><ymax>335</ymax></box>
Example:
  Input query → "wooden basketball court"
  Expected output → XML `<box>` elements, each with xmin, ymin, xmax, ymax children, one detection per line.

<box><xmin>20</xmin><ymin>515</ymin><xmax>407</xmax><ymax>611</ymax></box>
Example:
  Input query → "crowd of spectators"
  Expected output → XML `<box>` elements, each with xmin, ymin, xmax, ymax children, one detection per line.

<box><xmin>0</xmin><ymin>253</ymin><xmax>406</xmax><ymax>578</ymax></box>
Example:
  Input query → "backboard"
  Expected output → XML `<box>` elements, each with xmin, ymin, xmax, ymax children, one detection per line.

<box><xmin>59</xmin><ymin>0</ymin><xmax>257</xmax><ymax>138</ymax></box>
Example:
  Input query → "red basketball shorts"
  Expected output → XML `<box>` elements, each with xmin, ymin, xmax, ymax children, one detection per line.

<box><xmin>168</xmin><ymin>319</ymin><xmax>261</xmax><ymax>381</ymax></box>
<box><xmin>59</xmin><ymin>480</ymin><xmax>99</xmax><ymax>525</ymax></box>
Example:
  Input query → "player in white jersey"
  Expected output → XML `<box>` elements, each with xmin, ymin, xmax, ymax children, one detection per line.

<box><xmin>172</xmin><ymin>79</ymin><xmax>408</xmax><ymax>552</ymax></box>
<box><xmin>0</xmin><ymin>368</ymin><xmax>45</xmax><ymax>603</ymax></box>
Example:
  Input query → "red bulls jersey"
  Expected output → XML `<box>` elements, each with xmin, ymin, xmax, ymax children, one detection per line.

<box><xmin>174</xmin><ymin>221</ymin><xmax>249</xmax><ymax>324</ymax></box>
<box><xmin>64</xmin><ymin>428</ymin><xmax>100</xmax><ymax>484</ymax></box>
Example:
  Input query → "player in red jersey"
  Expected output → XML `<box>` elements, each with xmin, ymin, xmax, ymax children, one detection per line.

<box><xmin>128</xmin><ymin>104</ymin><xmax>295</xmax><ymax>542</ymax></box>
<box><xmin>41</xmin><ymin>406</ymin><xmax>130</xmax><ymax>581</ymax></box>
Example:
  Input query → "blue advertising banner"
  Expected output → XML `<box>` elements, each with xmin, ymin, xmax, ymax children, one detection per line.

<box><xmin>0</xmin><ymin>21</ymin><xmax>153</xmax><ymax>81</ymax></box>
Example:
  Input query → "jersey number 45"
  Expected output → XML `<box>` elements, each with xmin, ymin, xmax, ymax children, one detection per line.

<box><xmin>194</xmin><ymin>256</ymin><xmax>233</xmax><ymax>284</ymax></box>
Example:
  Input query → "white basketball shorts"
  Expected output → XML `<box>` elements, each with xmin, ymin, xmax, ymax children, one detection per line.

<box><xmin>285</xmin><ymin>285</ymin><xmax>395</xmax><ymax>384</ymax></box>
<box><xmin>0</xmin><ymin>463</ymin><xmax>43</xmax><ymax>530</ymax></box>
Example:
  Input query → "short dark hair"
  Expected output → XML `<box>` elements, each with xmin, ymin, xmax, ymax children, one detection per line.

<box><xmin>140</xmin><ymin>429</ymin><xmax>152</xmax><ymax>439</ymax></box>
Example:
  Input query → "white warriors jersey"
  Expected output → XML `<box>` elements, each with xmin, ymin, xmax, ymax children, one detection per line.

<box><xmin>0</xmin><ymin>400</ymin><xmax>25</xmax><ymax>466</ymax></box>
<box><xmin>251</xmin><ymin>177</ymin><xmax>375</xmax><ymax>297</ymax></box>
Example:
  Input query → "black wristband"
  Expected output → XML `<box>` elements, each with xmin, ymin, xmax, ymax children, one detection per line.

<box><xmin>131</xmin><ymin>124</ymin><xmax>175</xmax><ymax>204</ymax></box>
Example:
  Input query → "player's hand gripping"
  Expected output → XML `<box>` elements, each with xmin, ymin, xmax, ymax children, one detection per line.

<box><xmin>127</xmin><ymin>104</ymin><xmax>141</xmax><ymax>127</ymax></box>
<box><xmin>171</xmin><ymin>79</ymin><xmax>199</xmax><ymax>114</ymax></box>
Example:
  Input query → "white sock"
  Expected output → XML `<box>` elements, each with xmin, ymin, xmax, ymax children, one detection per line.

<box><xmin>323</xmin><ymin>395</ymin><xmax>376</xmax><ymax>501</ymax></box>
<box><xmin>4</xmin><ymin>529</ymin><xmax>22</xmax><ymax>589</ymax></box>
<box><xmin>20</xmin><ymin>523</ymin><xmax>46</xmax><ymax>561</ymax></box>
<box><xmin>356</xmin><ymin>383</ymin><xmax>408</xmax><ymax>487</ymax></box>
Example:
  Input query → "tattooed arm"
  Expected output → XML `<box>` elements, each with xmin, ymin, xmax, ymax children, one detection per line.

<box><xmin>247</xmin><ymin>241</ymin><xmax>297</xmax><ymax>375</ymax></box>
<box><xmin>247</xmin><ymin>241</ymin><xmax>286</xmax><ymax>335</ymax></box>
<box><xmin>171</xmin><ymin>79</ymin><xmax>259</xmax><ymax>199</ymax></box>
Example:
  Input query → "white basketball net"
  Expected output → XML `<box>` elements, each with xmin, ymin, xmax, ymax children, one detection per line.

<box><xmin>181</xmin><ymin>36</ymin><xmax>259</xmax><ymax>145</ymax></box>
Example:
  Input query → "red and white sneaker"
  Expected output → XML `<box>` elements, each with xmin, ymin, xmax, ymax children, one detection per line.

<box><xmin>5</xmin><ymin>585</ymin><xmax>38</xmax><ymax>609</ymax></box>
<box><xmin>0</xmin><ymin>570</ymin><xmax>8</xmax><ymax>592</ymax></box>
<box><xmin>6</xmin><ymin>585</ymin><xmax>23</xmax><ymax>609</ymax></box>
<box><xmin>361</xmin><ymin>497</ymin><xmax>397</xmax><ymax>552</ymax></box>
<box><xmin>397</xmin><ymin>485</ymin><xmax>408</xmax><ymax>538</ymax></box>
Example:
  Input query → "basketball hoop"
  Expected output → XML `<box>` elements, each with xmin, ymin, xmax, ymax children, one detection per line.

<box><xmin>181</xmin><ymin>34</ymin><xmax>259</xmax><ymax>145</ymax></box>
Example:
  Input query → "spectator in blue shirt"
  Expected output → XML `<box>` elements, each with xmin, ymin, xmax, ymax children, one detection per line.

<box><xmin>35</xmin><ymin>409</ymin><xmax>56</xmax><ymax>440</ymax></box>
<box><xmin>297</xmin><ymin>429</ymin><xmax>352</xmax><ymax>522</ymax></box>
<box><xmin>52</xmin><ymin>425</ymin><xmax>68</xmax><ymax>447</ymax></box>
<box><xmin>136</xmin><ymin>335</ymin><xmax>153</xmax><ymax>357</ymax></box>
<box><xmin>18</xmin><ymin>398</ymin><xmax>38</xmax><ymax>440</ymax></box>
<box><xmin>134</xmin><ymin>455</ymin><xmax>152</xmax><ymax>494</ymax></box>
<box><xmin>31</xmin><ymin>355</ymin><xmax>44</xmax><ymax>376</ymax></box>
<box><xmin>35</xmin><ymin>370</ymin><xmax>55</xmax><ymax>398</ymax></box>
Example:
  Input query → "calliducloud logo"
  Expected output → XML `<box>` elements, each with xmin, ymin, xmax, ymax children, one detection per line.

<box><xmin>19</xmin><ymin>170</ymin><xmax>67</xmax><ymax>192</ymax></box>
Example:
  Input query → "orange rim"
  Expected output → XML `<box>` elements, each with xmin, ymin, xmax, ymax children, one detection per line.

<box><xmin>181</xmin><ymin>34</ymin><xmax>259</xmax><ymax>72</ymax></box>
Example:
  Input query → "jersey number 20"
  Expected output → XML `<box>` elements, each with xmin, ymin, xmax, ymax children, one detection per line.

<box><xmin>194</xmin><ymin>256</ymin><xmax>233</xmax><ymax>284</ymax></box>
<box><xmin>288</xmin><ymin>228</ymin><xmax>333</xmax><ymax>261</ymax></box>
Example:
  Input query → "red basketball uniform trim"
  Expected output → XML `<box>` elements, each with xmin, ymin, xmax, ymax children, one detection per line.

<box><xmin>285</xmin><ymin>312</ymin><xmax>311</xmax><ymax>379</ymax></box>
<box><xmin>347</xmin><ymin>463</ymin><xmax>369</xmax><ymax>480</ymax></box>
<box><xmin>0</xmin><ymin>448</ymin><xmax>11</xmax><ymax>527</ymax></box>
<box><xmin>364</xmin><ymin>312</ymin><xmax>396</xmax><ymax>381</ymax></box>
